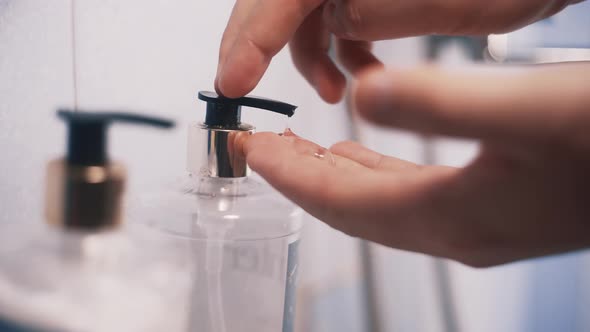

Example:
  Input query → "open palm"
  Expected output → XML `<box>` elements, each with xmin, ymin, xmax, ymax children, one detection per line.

<box><xmin>242</xmin><ymin>63</ymin><xmax>590</xmax><ymax>267</ymax></box>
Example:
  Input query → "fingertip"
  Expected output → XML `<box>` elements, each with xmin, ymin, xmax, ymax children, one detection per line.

<box><xmin>217</xmin><ymin>42</ymin><xmax>271</xmax><ymax>98</ymax></box>
<box><xmin>353</xmin><ymin>67</ymin><xmax>398</xmax><ymax>123</ymax></box>
<box><xmin>315</xmin><ymin>61</ymin><xmax>347</xmax><ymax>104</ymax></box>
<box><xmin>217</xmin><ymin>71</ymin><xmax>257</xmax><ymax>98</ymax></box>
<box><xmin>317</xmin><ymin>74</ymin><xmax>346</xmax><ymax>104</ymax></box>
<box><xmin>337</xmin><ymin>40</ymin><xmax>383</xmax><ymax>76</ymax></box>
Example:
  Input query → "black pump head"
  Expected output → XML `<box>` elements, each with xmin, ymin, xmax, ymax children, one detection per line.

<box><xmin>197</xmin><ymin>91</ymin><xmax>297</xmax><ymax>127</ymax></box>
<box><xmin>57</xmin><ymin>110</ymin><xmax>175</xmax><ymax>166</ymax></box>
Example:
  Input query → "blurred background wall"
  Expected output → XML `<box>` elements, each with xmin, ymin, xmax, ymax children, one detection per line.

<box><xmin>1</xmin><ymin>1</ymin><xmax>590</xmax><ymax>331</ymax></box>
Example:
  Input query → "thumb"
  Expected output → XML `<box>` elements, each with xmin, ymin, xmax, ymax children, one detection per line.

<box><xmin>354</xmin><ymin>63</ymin><xmax>590</xmax><ymax>145</ymax></box>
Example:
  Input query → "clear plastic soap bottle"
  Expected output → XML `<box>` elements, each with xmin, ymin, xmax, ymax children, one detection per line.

<box><xmin>0</xmin><ymin>110</ymin><xmax>186</xmax><ymax>332</ymax></box>
<box><xmin>138</xmin><ymin>92</ymin><xmax>304</xmax><ymax>332</ymax></box>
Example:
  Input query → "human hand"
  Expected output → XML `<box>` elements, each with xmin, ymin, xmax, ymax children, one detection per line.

<box><xmin>215</xmin><ymin>0</ymin><xmax>582</xmax><ymax>102</ymax></box>
<box><xmin>240</xmin><ymin>62</ymin><xmax>590</xmax><ymax>267</ymax></box>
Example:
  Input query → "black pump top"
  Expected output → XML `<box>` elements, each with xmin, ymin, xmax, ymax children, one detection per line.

<box><xmin>198</xmin><ymin>91</ymin><xmax>297</xmax><ymax>127</ymax></box>
<box><xmin>58</xmin><ymin>110</ymin><xmax>175</xmax><ymax>166</ymax></box>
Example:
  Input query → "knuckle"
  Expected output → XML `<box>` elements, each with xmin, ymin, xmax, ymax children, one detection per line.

<box><xmin>244</xmin><ymin>34</ymin><xmax>275</xmax><ymax>59</ymax></box>
<box><xmin>371</xmin><ymin>153</ymin><xmax>387</xmax><ymax>169</ymax></box>
<box><xmin>330</xmin><ymin>0</ymin><xmax>366</xmax><ymax>39</ymax></box>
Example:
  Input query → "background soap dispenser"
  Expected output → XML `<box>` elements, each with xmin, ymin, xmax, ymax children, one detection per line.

<box><xmin>138</xmin><ymin>91</ymin><xmax>304</xmax><ymax>332</ymax></box>
<box><xmin>0</xmin><ymin>110</ymin><xmax>186</xmax><ymax>332</ymax></box>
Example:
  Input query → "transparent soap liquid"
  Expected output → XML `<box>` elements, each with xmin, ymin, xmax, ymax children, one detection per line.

<box><xmin>282</xmin><ymin>128</ymin><xmax>335</xmax><ymax>164</ymax></box>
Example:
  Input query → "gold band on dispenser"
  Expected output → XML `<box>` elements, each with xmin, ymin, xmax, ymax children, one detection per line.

<box><xmin>45</xmin><ymin>159</ymin><xmax>126</xmax><ymax>230</ymax></box>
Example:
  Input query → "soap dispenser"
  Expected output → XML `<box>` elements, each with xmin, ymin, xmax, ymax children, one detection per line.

<box><xmin>136</xmin><ymin>92</ymin><xmax>304</xmax><ymax>332</ymax></box>
<box><xmin>0</xmin><ymin>110</ymin><xmax>187</xmax><ymax>332</ymax></box>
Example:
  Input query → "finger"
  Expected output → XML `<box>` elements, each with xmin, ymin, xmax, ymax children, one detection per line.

<box><xmin>217</xmin><ymin>0</ymin><xmax>325</xmax><ymax>98</ymax></box>
<box><xmin>244</xmin><ymin>132</ymin><xmax>460</xmax><ymax>254</ymax></box>
<box><xmin>330</xmin><ymin>141</ymin><xmax>418</xmax><ymax>172</ymax></box>
<box><xmin>322</xmin><ymin>0</ymin><xmax>438</xmax><ymax>40</ymax></box>
<box><xmin>289</xmin><ymin>7</ymin><xmax>346</xmax><ymax>104</ymax></box>
<box><xmin>227</xmin><ymin>131</ymin><xmax>250</xmax><ymax>175</ymax></box>
<box><xmin>244</xmin><ymin>133</ymin><xmax>373</xmax><ymax>208</ymax></box>
<box><xmin>282</xmin><ymin>130</ymin><xmax>369</xmax><ymax>172</ymax></box>
<box><xmin>321</xmin><ymin>0</ymin><xmax>578</xmax><ymax>41</ymax></box>
<box><xmin>243</xmin><ymin>132</ymin><xmax>382</xmax><ymax>215</ymax></box>
<box><xmin>215</xmin><ymin>0</ymin><xmax>258</xmax><ymax>93</ymax></box>
<box><xmin>336</xmin><ymin>39</ymin><xmax>382</xmax><ymax>76</ymax></box>
<box><xmin>354</xmin><ymin>63</ymin><xmax>590</xmax><ymax>146</ymax></box>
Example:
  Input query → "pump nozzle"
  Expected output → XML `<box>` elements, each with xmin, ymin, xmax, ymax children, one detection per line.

<box><xmin>197</xmin><ymin>91</ymin><xmax>296</xmax><ymax>127</ymax></box>
<box><xmin>190</xmin><ymin>92</ymin><xmax>297</xmax><ymax>178</ymax></box>
<box><xmin>47</xmin><ymin>110</ymin><xmax>175</xmax><ymax>230</ymax></box>
<box><xmin>58</xmin><ymin>110</ymin><xmax>174</xmax><ymax>166</ymax></box>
